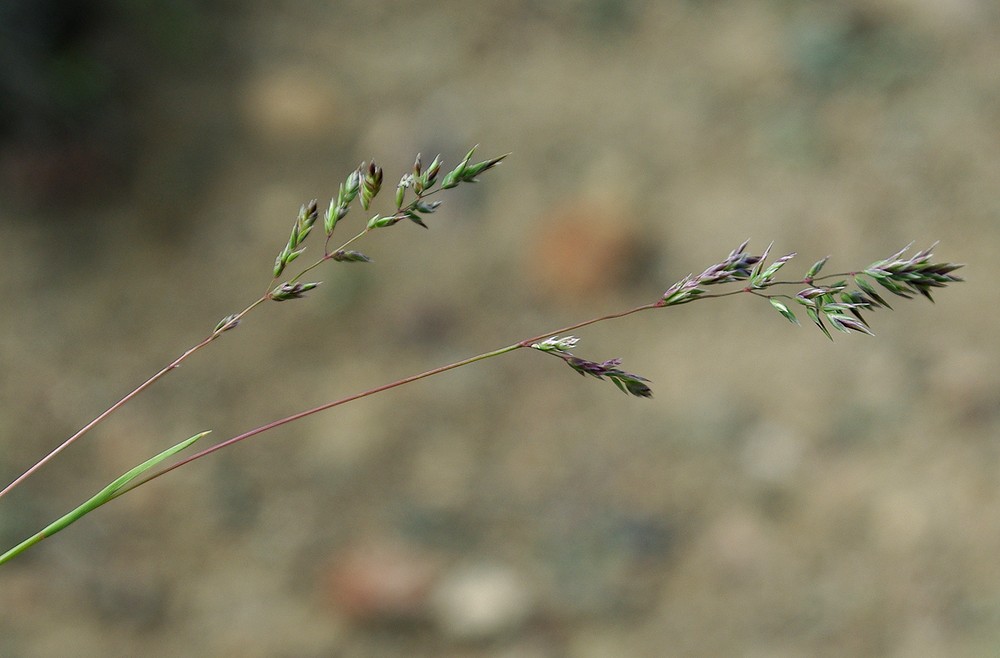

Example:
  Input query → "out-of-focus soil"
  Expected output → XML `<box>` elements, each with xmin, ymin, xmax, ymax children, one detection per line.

<box><xmin>2</xmin><ymin>1</ymin><xmax>998</xmax><ymax>655</ymax></box>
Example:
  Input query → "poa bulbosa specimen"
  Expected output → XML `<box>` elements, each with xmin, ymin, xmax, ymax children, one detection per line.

<box><xmin>0</xmin><ymin>147</ymin><xmax>963</xmax><ymax>565</ymax></box>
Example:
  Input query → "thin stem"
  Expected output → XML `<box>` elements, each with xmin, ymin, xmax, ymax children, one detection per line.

<box><xmin>761</xmin><ymin>273</ymin><xmax>855</xmax><ymax>287</ymax></box>
<box><xmin>302</xmin><ymin>228</ymin><xmax>370</xmax><ymax>280</ymax></box>
<box><xmin>688</xmin><ymin>288</ymin><xmax>750</xmax><ymax>301</ymax></box>
<box><xmin>517</xmin><ymin>301</ymin><xmax>662</xmax><ymax>346</ymax></box>
<box><xmin>0</xmin><ymin>296</ymin><xmax>267</xmax><ymax>500</ymax></box>
<box><xmin>122</xmin><ymin>344</ymin><xmax>521</xmax><ymax>492</ymax></box>
<box><xmin>320</xmin><ymin>218</ymin><xmax>369</xmax><ymax>257</ymax></box>
<box><xmin>123</xmin><ymin>300</ymin><xmax>663</xmax><ymax>494</ymax></box>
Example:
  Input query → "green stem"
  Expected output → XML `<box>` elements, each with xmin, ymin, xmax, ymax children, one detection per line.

<box><xmin>294</xmin><ymin>227</ymin><xmax>370</xmax><ymax>285</ymax></box>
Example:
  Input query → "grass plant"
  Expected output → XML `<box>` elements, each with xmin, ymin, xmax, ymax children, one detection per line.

<box><xmin>0</xmin><ymin>147</ymin><xmax>963</xmax><ymax>565</ymax></box>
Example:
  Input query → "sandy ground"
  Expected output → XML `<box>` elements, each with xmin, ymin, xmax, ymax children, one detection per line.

<box><xmin>1</xmin><ymin>1</ymin><xmax>998</xmax><ymax>655</ymax></box>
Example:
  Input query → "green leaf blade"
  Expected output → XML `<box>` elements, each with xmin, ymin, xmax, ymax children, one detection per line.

<box><xmin>0</xmin><ymin>431</ymin><xmax>210</xmax><ymax>566</ymax></box>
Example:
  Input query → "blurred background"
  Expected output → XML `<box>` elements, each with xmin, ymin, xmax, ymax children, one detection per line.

<box><xmin>0</xmin><ymin>0</ymin><xmax>997</xmax><ymax>655</ymax></box>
